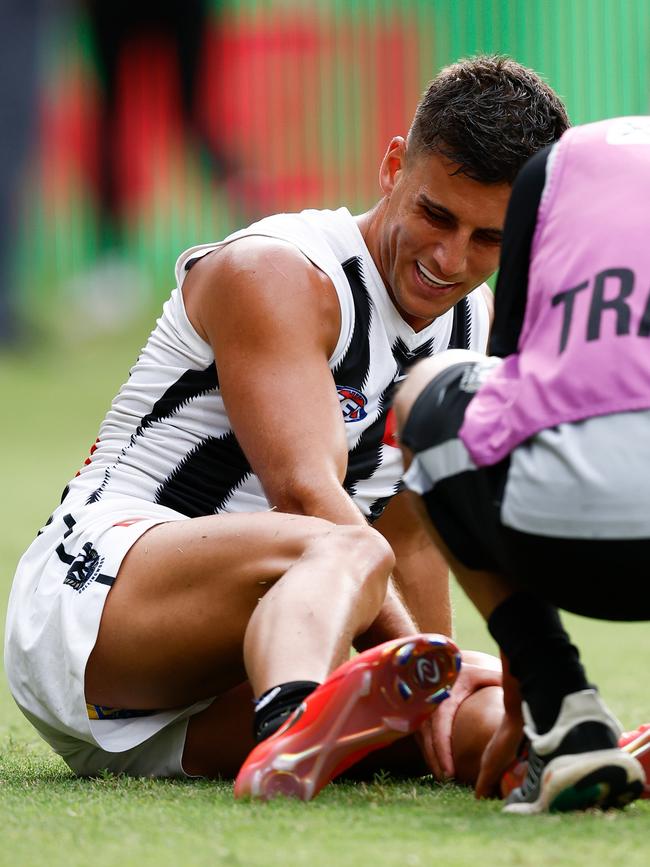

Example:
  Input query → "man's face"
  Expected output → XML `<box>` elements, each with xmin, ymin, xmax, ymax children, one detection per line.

<box><xmin>375</xmin><ymin>138</ymin><xmax>511</xmax><ymax>331</ymax></box>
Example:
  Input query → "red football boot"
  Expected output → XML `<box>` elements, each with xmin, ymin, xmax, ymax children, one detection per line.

<box><xmin>234</xmin><ymin>633</ymin><xmax>461</xmax><ymax>801</ymax></box>
<box><xmin>619</xmin><ymin>724</ymin><xmax>650</xmax><ymax>799</ymax></box>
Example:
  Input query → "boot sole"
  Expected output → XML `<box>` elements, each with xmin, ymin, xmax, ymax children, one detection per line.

<box><xmin>238</xmin><ymin>634</ymin><xmax>460</xmax><ymax>801</ymax></box>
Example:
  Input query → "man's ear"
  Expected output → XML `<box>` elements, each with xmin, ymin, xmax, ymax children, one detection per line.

<box><xmin>379</xmin><ymin>136</ymin><xmax>407</xmax><ymax>195</ymax></box>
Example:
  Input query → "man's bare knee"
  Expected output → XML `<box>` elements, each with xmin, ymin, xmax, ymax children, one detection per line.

<box><xmin>306</xmin><ymin>525</ymin><xmax>394</xmax><ymax>590</ymax></box>
<box><xmin>394</xmin><ymin>349</ymin><xmax>485</xmax><ymax>432</ymax></box>
<box><xmin>343</xmin><ymin>525</ymin><xmax>395</xmax><ymax>577</ymax></box>
<box><xmin>312</xmin><ymin>526</ymin><xmax>394</xmax><ymax>635</ymax></box>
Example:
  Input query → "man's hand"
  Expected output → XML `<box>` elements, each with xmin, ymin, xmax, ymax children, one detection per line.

<box><xmin>475</xmin><ymin>651</ymin><xmax>524</xmax><ymax>798</ymax></box>
<box><xmin>474</xmin><ymin>709</ymin><xmax>524</xmax><ymax>798</ymax></box>
<box><xmin>419</xmin><ymin>650</ymin><xmax>502</xmax><ymax>780</ymax></box>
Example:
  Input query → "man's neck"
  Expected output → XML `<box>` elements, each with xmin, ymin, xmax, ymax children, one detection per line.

<box><xmin>354</xmin><ymin>201</ymin><xmax>387</xmax><ymax>283</ymax></box>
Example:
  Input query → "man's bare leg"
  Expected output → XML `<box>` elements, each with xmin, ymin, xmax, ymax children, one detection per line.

<box><xmin>86</xmin><ymin>513</ymin><xmax>393</xmax><ymax>711</ymax></box>
<box><xmin>183</xmin><ymin>681</ymin><xmax>257</xmax><ymax>777</ymax></box>
<box><xmin>182</xmin><ymin>676</ymin><xmax>503</xmax><ymax>781</ymax></box>
<box><xmin>84</xmin><ymin>502</ymin><xmax>492</xmax><ymax>783</ymax></box>
<box><xmin>183</xmin><ymin>577</ymin><xmax>501</xmax><ymax>782</ymax></box>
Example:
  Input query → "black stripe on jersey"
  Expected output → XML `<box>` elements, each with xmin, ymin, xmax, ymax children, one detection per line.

<box><xmin>392</xmin><ymin>336</ymin><xmax>436</xmax><ymax>376</ymax></box>
<box><xmin>343</xmin><ymin>328</ymin><xmax>442</xmax><ymax>511</ymax></box>
<box><xmin>332</xmin><ymin>257</ymin><xmax>373</xmax><ymax>391</ymax></box>
<box><xmin>448</xmin><ymin>297</ymin><xmax>471</xmax><ymax>350</ymax></box>
<box><xmin>37</xmin><ymin>513</ymin><xmax>55</xmax><ymax>537</ymax></box>
<box><xmin>86</xmin><ymin>364</ymin><xmax>218</xmax><ymax>504</ymax></box>
<box><xmin>86</xmin><ymin>467</ymin><xmax>111</xmax><ymax>505</ymax></box>
<box><xmin>343</xmin><ymin>380</ymin><xmax>396</xmax><ymax>498</ymax></box>
<box><xmin>138</xmin><ymin>363</ymin><xmax>218</xmax><ymax>433</ymax></box>
<box><xmin>368</xmin><ymin>481</ymin><xmax>403</xmax><ymax>523</ymax></box>
<box><xmin>155</xmin><ymin>431</ymin><xmax>252</xmax><ymax>518</ymax></box>
<box><xmin>344</xmin><ymin>336</ymin><xmax>436</xmax><ymax>511</ymax></box>
<box><xmin>344</xmin><ymin>298</ymin><xmax>475</xmax><ymax>515</ymax></box>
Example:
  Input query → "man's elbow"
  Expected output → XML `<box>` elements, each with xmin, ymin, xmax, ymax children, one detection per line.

<box><xmin>263</xmin><ymin>471</ymin><xmax>343</xmax><ymax>517</ymax></box>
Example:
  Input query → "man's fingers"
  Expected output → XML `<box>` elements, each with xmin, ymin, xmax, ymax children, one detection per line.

<box><xmin>475</xmin><ymin>752</ymin><xmax>504</xmax><ymax>798</ymax></box>
<box><xmin>421</xmin><ymin>657</ymin><xmax>506</xmax><ymax>784</ymax></box>
<box><xmin>475</xmin><ymin>737</ymin><xmax>505</xmax><ymax>798</ymax></box>
<box><xmin>459</xmin><ymin>662</ymin><xmax>502</xmax><ymax>690</ymax></box>
<box><xmin>460</xmin><ymin>651</ymin><xmax>502</xmax><ymax>672</ymax></box>
<box><xmin>429</xmin><ymin>660</ymin><xmax>502</xmax><ymax>781</ymax></box>
<box><xmin>429</xmin><ymin>697</ymin><xmax>457</xmax><ymax>778</ymax></box>
<box><xmin>416</xmin><ymin>723</ymin><xmax>444</xmax><ymax>779</ymax></box>
<box><xmin>474</xmin><ymin>720</ymin><xmax>523</xmax><ymax>799</ymax></box>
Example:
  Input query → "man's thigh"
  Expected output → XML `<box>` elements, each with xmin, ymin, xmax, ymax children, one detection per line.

<box><xmin>86</xmin><ymin>511</ymin><xmax>335</xmax><ymax>710</ymax></box>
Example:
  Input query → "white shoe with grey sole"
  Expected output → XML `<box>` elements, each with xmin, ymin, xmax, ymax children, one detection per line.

<box><xmin>504</xmin><ymin>690</ymin><xmax>645</xmax><ymax>814</ymax></box>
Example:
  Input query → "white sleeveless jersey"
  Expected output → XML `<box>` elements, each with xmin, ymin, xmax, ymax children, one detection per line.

<box><xmin>64</xmin><ymin>207</ymin><xmax>490</xmax><ymax>521</ymax></box>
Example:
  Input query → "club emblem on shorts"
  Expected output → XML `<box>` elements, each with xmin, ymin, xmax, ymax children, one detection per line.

<box><xmin>337</xmin><ymin>385</ymin><xmax>367</xmax><ymax>421</ymax></box>
<box><xmin>63</xmin><ymin>542</ymin><xmax>105</xmax><ymax>593</ymax></box>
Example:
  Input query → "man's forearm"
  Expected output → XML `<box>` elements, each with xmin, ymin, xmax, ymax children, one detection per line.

<box><xmin>391</xmin><ymin>551</ymin><xmax>453</xmax><ymax>636</ymax></box>
<box><xmin>374</xmin><ymin>491</ymin><xmax>454</xmax><ymax>636</ymax></box>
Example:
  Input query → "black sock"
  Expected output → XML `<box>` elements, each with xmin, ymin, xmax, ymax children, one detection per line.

<box><xmin>253</xmin><ymin>680</ymin><xmax>320</xmax><ymax>743</ymax></box>
<box><xmin>488</xmin><ymin>593</ymin><xmax>591</xmax><ymax>734</ymax></box>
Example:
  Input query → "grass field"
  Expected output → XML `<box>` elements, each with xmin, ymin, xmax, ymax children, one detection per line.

<box><xmin>1</xmin><ymin>319</ymin><xmax>649</xmax><ymax>866</ymax></box>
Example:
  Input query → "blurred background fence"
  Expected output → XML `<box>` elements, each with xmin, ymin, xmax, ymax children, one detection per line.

<box><xmin>4</xmin><ymin>0</ymin><xmax>650</xmax><ymax>338</ymax></box>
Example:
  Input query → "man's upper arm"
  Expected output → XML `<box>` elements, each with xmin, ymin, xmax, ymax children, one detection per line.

<box><xmin>182</xmin><ymin>238</ymin><xmax>364</xmax><ymax>525</ymax></box>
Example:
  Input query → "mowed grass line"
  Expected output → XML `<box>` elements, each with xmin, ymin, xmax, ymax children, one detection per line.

<box><xmin>1</xmin><ymin>324</ymin><xmax>649</xmax><ymax>867</ymax></box>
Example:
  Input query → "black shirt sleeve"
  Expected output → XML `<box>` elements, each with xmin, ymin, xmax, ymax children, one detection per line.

<box><xmin>488</xmin><ymin>145</ymin><xmax>552</xmax><ymax>358</ymax></box>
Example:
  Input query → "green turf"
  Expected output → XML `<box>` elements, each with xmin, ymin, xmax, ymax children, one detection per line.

<box><xmin>1</xmin><ymin>323</ymin><xmax>649</xmax><ymax>866</ymax></box>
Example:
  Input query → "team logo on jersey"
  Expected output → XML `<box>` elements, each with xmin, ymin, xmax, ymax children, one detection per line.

<box><xmin>63</xmin><ymin>542</ymin><xmax>105</xmax><ymax>593</ymax></box>
<box><xmin>337</xmin><ymin>386</ymin><xmax>368</xmax><ymax>421</ymax></box>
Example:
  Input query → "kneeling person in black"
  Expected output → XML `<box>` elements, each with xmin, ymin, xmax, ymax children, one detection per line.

<box><xmin>395</xmin><ymin>118</ymin><xmax>650</xmax><ymax>814</ymax></box>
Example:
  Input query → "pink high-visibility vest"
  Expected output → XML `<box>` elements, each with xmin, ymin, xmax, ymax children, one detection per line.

<box><xmin>460</xmin><ymin>117</ymin><xmax>650</xmax><ymax>466</ymax></box>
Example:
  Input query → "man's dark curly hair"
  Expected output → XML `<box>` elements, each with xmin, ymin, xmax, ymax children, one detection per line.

<box><xmin>407</xmin><ymin>55</ymin><xmax>569</xmax><ymax>184</ymax></box>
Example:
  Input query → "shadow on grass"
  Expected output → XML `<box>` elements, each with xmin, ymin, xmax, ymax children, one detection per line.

<box><xmin>0</xmin><ymin>734</ymin><xmax>469</xmax><ymax>805</ymax></box>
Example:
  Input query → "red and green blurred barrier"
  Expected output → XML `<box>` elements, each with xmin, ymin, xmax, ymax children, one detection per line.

<box><xmin>17</xmin><ymin>0</ymin><xmax>650</xmax><ymax>311</ymax></box>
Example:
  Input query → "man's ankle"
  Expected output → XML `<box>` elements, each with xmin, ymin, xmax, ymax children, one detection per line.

<box><xmin>253</xmin><ymin>680</ymin><xmax>320</xmax><ymax>743</ymax></box>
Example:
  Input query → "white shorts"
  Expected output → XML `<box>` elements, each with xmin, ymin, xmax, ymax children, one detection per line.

<box><xmin>4</xmin><ymin>495</ymin><xmax>213</xmax><ymax>777</ymax></box>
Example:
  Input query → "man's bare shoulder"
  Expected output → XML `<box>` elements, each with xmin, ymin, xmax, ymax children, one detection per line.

<box><xmin>183</xmin><ymin>235</ymin><xmax>340</xmax><ymax>351</ymax></box>
<box><xmin>190</xmin><ymin>235</ymin><xmax>333</xmax><ymax>296</ymax></box>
